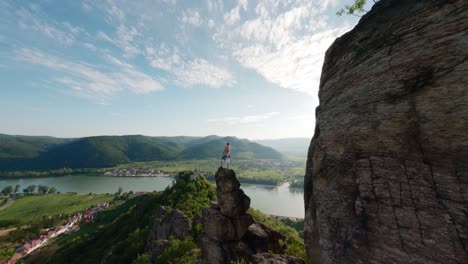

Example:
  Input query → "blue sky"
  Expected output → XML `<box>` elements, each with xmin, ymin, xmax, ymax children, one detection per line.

<box><xmin>0</xmin><ymin>0</ymin><xmax>370</xmax><ymax>139</ymax></box>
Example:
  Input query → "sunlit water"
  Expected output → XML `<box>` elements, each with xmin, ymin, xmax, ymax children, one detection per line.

<box><xmin>0</xmin><ymin>175</ymin><xmax>304</xmax><ymax>218</ymax></box>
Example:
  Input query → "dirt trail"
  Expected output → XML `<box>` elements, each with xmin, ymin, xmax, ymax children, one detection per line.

<box><xmin>0</xmin><ymin>227</ymin><xmax>17</xmax><ymax>236</ymax></box>
<box><xmin>0</xmin><ymin>198</ymin><xmax>15</xmax><ymax>210</ymax></box>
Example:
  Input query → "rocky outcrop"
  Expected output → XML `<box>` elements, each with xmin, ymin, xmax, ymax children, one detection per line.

<box><xmin>146</xmin><ymin>206</ymin><xmax>191</xmax><ymax>260</ymax></box>
<box><xmin>304</xmin><ymin>0</ymin><xmax>468</xmax><ymax>264</ymax></box>
<box><xmin>202</xmin><ymin>167</ymin><xmax>305</xmax><ymax>264</ymax></box>
<box><xmin>251</xmin><ymin>254</ymin><xmax>306</xmax><ymax>264</ymax></box>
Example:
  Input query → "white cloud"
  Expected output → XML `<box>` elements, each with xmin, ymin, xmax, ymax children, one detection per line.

<box><xmin>16</xmin><ymin>7</ymin><xmax>81</xmax><ymax>46</ymax></box>
<box><xmin>208</xmin><ymin>19</ymin><xmax>215</xmax><ymax>28</ymax></box>
<box><xmin>207</xmin><ymin>0</ymin><xmax>224</xmax><ymax>13</ymax></box>
<box><xmin>16</xmin><ymin>48</ymin><xmax>163</xmax><ymax>103</ymax></box>
<box><xmin>214</xmin><ymin>0</ymin><xmax>350</xmax><ymax>96</ymax></box>
<box><xmin>233</xmin><ymin>28</ymin><xmax>347</xmax><ymax>95</ymax></box>
<box><xmin>174</xmin><ymin>59</ymin><xmax>235</xmax><ymax>88</ymax></box>
<box><xmin>224</xmin><ymin>0</ymin><xmax>249</xmax><ymax>25</ymax></box>
<box><xmin>181</xmin><ymin>9</ymin><xmax>203</xmax><ymax>27</ymax></box>
<box><xmin>149</xmin><ymin>44</ymin><xmax>181</xmax><ymax>71</ymax></box>
<box><xmin>224</xmin><ymin>7</ymin><xmax>240</xmax><ymax>25</ymax></box>
<box><xmin>238</xmin><ymin>0</ymin><xmax>248</xmax><ymax>11</ymax></box>
<box><xmin>83</xmin><ymin>42</ymin><xmax>97</xmax><ymax>51</ymax></box>
<box><xmin>147</xmin><ymin>43</ymin><xmax>235</xmax><ymax>88</ymax></box>
<box><xmin>90</xmin><ymin>1</ymin><xmax>143</xmax><ymax>58</ymax></box>
<box><xmin>208</xmin><ymin>112</ymin><xmax>280</xmax><ymax>125</ymax></box>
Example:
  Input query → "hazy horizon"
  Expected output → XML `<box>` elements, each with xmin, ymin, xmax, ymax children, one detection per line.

<box><xmin>0</xmin><ymin>0</ymin><xmax>373</xmax><ymax>139</ymax></box>
<box><xmin>0</xmin><ymin>132</ymin><xmax>311</xmax><ymax>141</ymax></box>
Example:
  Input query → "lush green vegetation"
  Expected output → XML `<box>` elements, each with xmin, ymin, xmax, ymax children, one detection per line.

<box><xmin>27</xmin><ymin>171</ymin><xmax>214</xmax><ymax>264</ymax></box>
<box><xmin>0</xmin><ymin>168</ymin><xmax>100</xmax><ymax>178</ymax></box>
<box><xmin>248</xmin><ymin>208</ymin><xmax>307</xmax><ymax>261</ymax></box>
<box><xmin>0</xmin><ymin>194</ymin><xmax>113</xmax><ymax>228</ymax></box>
<box><xmin>0</xmin><ymin>134</ymin><xmax>72</xmax><ymax>159</ymax></box>
<box><xmin>113</xmin><ymin>158</ymin><xmax>305</xmax><ymax>186</ymax></box>
<box><xmin>337</xmin><ymin>0</ymin><xmax>371</xmax><ymax>16</ymax></box>
<box><xmin>0</xmin><ymin>135</ymin><xmax>282</xmax><ymax>171</ymax></box>
<box><xmin>26</xmin><ymin>171</ymin><xmax>305</xmax><ymax>263</ymax></box>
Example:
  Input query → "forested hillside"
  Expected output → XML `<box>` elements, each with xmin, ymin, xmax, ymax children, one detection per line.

<box><xmin>0</xmin><ymin>135</ymin><xmax>282</xmax><ymax>171</ymax></box>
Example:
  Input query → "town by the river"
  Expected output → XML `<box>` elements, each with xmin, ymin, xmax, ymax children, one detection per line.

<box><xmin>0</xmin><ymin>175</ymin><xmax>304</xmax><ymax>218</ymax></box>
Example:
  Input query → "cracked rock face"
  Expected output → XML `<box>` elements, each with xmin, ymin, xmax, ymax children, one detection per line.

<box><xmin>304</xmin><ymin>0</ymin><xmax>468</xmax><ymax>263</ymax></box>
<box><xmin>215</xmin><ymin>167</ymin><xmax>251</xmax><ymax>218</ymax></box>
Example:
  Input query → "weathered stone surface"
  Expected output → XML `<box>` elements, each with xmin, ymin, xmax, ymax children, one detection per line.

<box><xmin>250</xmin><ymin>253</ymin><xmax>305</xmax><ymax>264</ymax></box>
<box><xmin>215</xmin><ymin>167</ymin><xmax>251</xmax><ymax>217</ymax></box>
<box><xmin>201</xmin><ymin>207</ymin><xmax>253</xmax><ymax>241</ymax></box>
<box><xmin>244</xmin><ymin>222</ymin><xmax>286</xmax><ymax>254</ymax></box>
<box><xmin>202</xmin><ymin>168</ymin><xmax>304</xmax><ymax>263</ymax></box>
<box><xmin>304</xmin><ymin>0</ymin><xmax>468</xmax><ymax>264</ymax></box>
<box><xmin>146</xmin><ymin>206</ymin><xmax>191</xmax><ymax>260</ymax></box>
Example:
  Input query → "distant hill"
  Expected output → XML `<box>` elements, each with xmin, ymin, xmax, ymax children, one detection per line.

<box><xmin>0</xmin><ymin>134</ymin><xmax>282</xmax><ymax>171</ymax></box>
<box><xmin>255</xmin><ymin>138</ymin><xmax>311</xmax><ymax>157</ymax></box>
<box><xmin>0</xmin><ymin>134</ymin><xmax>74</xmax><ymax>159</ymax></box>
<box><xmin>181</xmin><ymin>136</ymin><xmax>282</xmax><ymax>160</ymax></box>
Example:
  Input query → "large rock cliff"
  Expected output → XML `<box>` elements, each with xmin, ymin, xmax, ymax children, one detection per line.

<box><xmin>304</xmin><ymin>0</ymin><xmax>468</xmax><ymax>263</ymax></box>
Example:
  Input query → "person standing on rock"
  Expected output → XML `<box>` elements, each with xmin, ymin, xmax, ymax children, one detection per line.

<box><xmin>221</xmin><ymin>142</ymin><xmax>231</xmax><ymax>168</ymax></box>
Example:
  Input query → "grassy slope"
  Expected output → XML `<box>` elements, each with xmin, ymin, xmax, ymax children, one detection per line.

<box><xmin>27</xmin><ymin>172</ymin><xmax>216</xmax><ymax>264</ymax></box>
<box><xmin>0</xmin><ymin>194</ymin><xmax>113</xmax><ymax>227</ymax></box>
<box><xmin>27</xmin><ymin>172</ymin><xmax>306</xmax><ymax>264</ymax></box>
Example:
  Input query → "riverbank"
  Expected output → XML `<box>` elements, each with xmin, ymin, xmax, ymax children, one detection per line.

<box><xmin>0</xmin><ymin>158</ymin><xmax>306</xmax><ymax>187</ymax></box>
<box><xmin>0</xmin><ymin>175</ymin><xmax>304</xmax><ymax>218</ymax></box>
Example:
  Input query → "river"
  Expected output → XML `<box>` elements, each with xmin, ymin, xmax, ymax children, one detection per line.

<box><xmin>0</xmin><ymin>175</ymin><xmax>304</xmax><ymax>218</ymax></box>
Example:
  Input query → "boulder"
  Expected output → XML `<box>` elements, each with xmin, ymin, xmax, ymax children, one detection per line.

<box><xmin>244</xmin><ymin>222</ymin><xmax>286</xmax><ymax>254</ymax></box>
<box><xmin>146</xmin><ymin>206</ymin><xmax>191</xmax><ymax>260</ymax></box>
<box><xmin>304</xmin><ymin>0</ymin><xmax>468</xmax><ymax>263</ymax></box>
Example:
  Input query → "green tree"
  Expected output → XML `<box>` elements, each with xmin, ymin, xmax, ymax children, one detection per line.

<box><xmin>26</xmin><ymin>185</ymin><xmax>36</xmax><ymax>193</ymax></box>
<box><xmin>132</xmin><ymin>254</ymin><xmax>152</xmax><ymax>264</ymax></box>
<box><xmin>48</xmin><ymin>187</ymin><xmax>57</xmax><ymax>194</ymax></box>
<box><xmin>14</xmin><ymin>184</ymin><xmax>20</xmax><ymax>194</ymax></box>
<box><xmin>337</xmin><ymin>0</ymin><xmax>368</xmax><ymax>16</ymax></box>
<box><xmin>117</xmin><ymin>187</ymin><xmax>123</xmax><ymax>195</ymax></box>
<box><xmin>37</xmin><ymin>185</ymin><xmax>50</xmax><ymax>194</ymax></box>
<box><xmin>1</xmin><ymin>186</ymin><xmax>13</xmax><ymax>195</ymax></box>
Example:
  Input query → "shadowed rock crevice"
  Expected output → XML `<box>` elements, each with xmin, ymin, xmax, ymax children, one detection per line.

<box><xmin>304</xmin><ymin>0</ymin><xmax>468</xmax><ymax>263</ymax></box>
<box><xmin>146</xmin><ymin>206</ymin><xmax>192</xmax><ymax>260</ymax></box>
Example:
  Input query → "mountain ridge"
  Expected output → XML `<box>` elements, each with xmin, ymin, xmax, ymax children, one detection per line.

<box><xmin>0</xmin><ymin>134</ymin><xmax>283</xmax><ymax>171</ymax></box>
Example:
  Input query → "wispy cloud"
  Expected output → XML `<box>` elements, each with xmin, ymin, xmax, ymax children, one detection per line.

<box><xmin>16</xmin><ymin>5</ymin><xmax>84</xmax><ymax>46</ymax></box>
<box><xmin>148</xmin><ymin>43</ymin><xmax>235</xmax><ymax>88</ymax></box>
<box><xmin>214</xmin><ymin>0</ymin><xmax>350</xmax><ymax>96</ymax></box>
<box><xmin>15</xmin><ymin>48</ymin><xmax>163</xmax><ymax>103</ymax></box>
<box><xmin>181</xmin><ymin>9</ymin><xmax>203</xmax><ymax>26</ymax></box>
<box><xmin>207</xmin><ymin>0</ymin><xmax>224</xmax><ymax>13</ymax></box>
<box><xmin>174</xmin><ymin>59</ymin><xmax>235</xmax><ymax>88</ymax></box>
<box><xmin>223</xmin><ymin>0</ymin><xmax>248</xmax><ymax>25</ymax></box>
<box><xmin>208</xmin><ymin>112</ymin><xmax>280</xmax><ymax>125</ymax></box>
